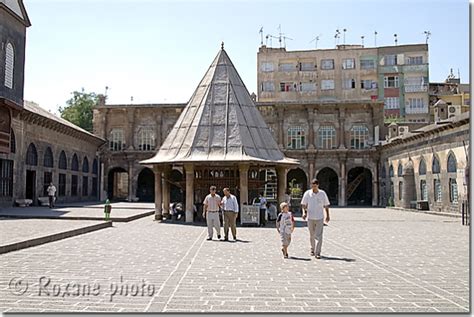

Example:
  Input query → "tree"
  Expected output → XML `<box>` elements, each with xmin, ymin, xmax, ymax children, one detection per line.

<box><xmin>59</xmin><ymin>89</ymin><xmax>102</xmax><ymax>132</ymax></box>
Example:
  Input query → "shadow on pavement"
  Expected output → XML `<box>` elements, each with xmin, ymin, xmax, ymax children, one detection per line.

<box><xmin>288</xmin><ymin>256</ymin><xmax>312</xmax><ymax>261</ymax></box>
<box><xmin>321</xmin><ymin>256</ymin><xmax>356</xmax><ymax>262</ymax></box>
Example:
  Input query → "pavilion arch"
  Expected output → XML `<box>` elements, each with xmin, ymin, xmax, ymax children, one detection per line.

<box><xmin>316</xmin><ymin>167</ymin><xmax>338</xmax><ymax>205</ymax></box>
<box><xmin>107</xmin><ymin>167</ymin><xmax>129</xmax><ymax>201</ymax></box>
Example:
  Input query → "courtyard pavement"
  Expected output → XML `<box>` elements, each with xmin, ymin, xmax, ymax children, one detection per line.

<box><xmin>0</xmin><ymin>207</ymin><xmax>469</xmax><ymax>313</ymax></box>
<box><xmin>0</xmin><ymin>202</ymin><xmax>154</xmax><ymax>222</ymax></box>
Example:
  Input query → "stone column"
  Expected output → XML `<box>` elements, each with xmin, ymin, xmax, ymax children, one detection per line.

<box><xmin>128</xmin><ymin>161</ymin><xmax>133</xmax><ymax>201</ymax></box>
<box><xmin>338</xmin><ymin>107</ymin><xmax>346</xmax><ymax>149</ymax></box>
<box><xmin>184</xmin><ymin>164</ymin><xmax>194</xmax><ymax>223</ymax></box>
<box><xmin>276</xmin><ymin>166</ymin><xmax>287</xmax><ymax>210</ymax></box>
<box><xmin>307</xmin><ymin>107</ymin><xmax>315</xmax><ymax>149</ymax></box>
<box><xmin>162</xmin><ymin>165</ymin><xmax>171</xmax><ymax>219</ymax></box>
<box><xmin>153</xmin><ymin>166</ymin><xmax>163</xmax><ymax>220</ymax></box>
<box><xmin>339</xmin><ymin>159</ymin><xmax>347</xmax><ymax>206</ymax></box>
<box><xmin>100</xmin><ymin>162</ymin><xmax>105</xmax><ymax>201</ymax></box>
<box><xmin>308</xmin><ymin>155</ymin><xmax>315</xmax><ymax>182</ymax></box>
<box><xmin>372</xmin><ymin>166</ymin><xmax>378</xmax><ymax>206</ymax></box>
<box><xmin>127</xmin><ymin>109</ymin><xmax>135</xmax><ymax>150</ymax></box>
<box><xmin>277</xmin><ymin>108</ymin><xmax>284</xmax><ymax>149</ymax></box>
<box><xmin>239</xmin><ymin>164</ymin><xmax>250</xmax><ymax>208</ymax></box>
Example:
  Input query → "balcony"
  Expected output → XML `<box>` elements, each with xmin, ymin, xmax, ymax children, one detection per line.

<box><xmin>404</xmin><ymin>85</ymin><xmax>428</xmax><ymax>93</ymax></box>
<box><xmin>403</xmin><ymin>64</ymin><xmax>429</xmax><ymax>73</ymax></box>
<box><xmin>405</xmin><ymin>107</ymin><xmax>428</xmax><ymax>114</ymax></box>
<box><xmin>379</xmin><ymin>65</ymin><xmax>400</xmax><ymax>73</ymax></box>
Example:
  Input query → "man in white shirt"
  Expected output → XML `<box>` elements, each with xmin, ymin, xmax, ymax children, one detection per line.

<box><xmin>301</xmin><ymin>179</ymin><xmax>330</xmax><ymax>259</ymax></box>
<box><xmin>46</xmin><ymin>182</ymin><xmax>57</xmax><ymax>208</ymax></box>
<box><xmin>221</xmin><ymin>187</ymin><xmax>239</xmax><ymax>241</ymax></box>
<box><xmin>252</xmin><ymin>192</ymin><xmax>267</xmax><ymax>226</ymax></box>
<box><xmin>203</xmin><ymin>186</ymin><xmax>222</xmax><ymax>241</ymax></box>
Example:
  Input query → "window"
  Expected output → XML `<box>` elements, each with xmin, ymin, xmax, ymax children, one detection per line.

<box><xmin>260</xmin><ymin>62</ymin><xmax>274</xmax><ymax>72</ymax></box>
<box><xmin>447</xmin><ymin>153</ymin><xmax>457</xmax><ymax>173</ymax></box>
<box><xmin>406</xmin><ymin>98</ymin><xmax>426</xmax><ymax>114</ymax></box>
<box><xmin>449</xmin><ymin>178</ymin><xmax>458</xmax><ymax>203</ymax></box>
<box><xmin>399</xmin><ymin>181</ymin><xmax>403</xmax><ymax>200</ymax></box>
<box><xmin>384</xmin><ymin>97</ymin><xmax>400</xmax><ymax>109</ymax></box>
<box><xmin>59</xmin><ymin>173</ymin><xmax>66</xmax><ymax>196</ymax></box>
<box><xmin>384</xmin><ymin>76</ymin><xmax>399</xmax><ymax>88</ymax></box>
<box><xmin>71</xmin><ymin>175</ymin><xmax>78</xmax><ymax>196</ymax></box>
<box><xmin>92</xmin><ymin>177</ymin><xmax>98</xmax><ymax>197</ymax></box>
<box><xmin>71</xmin><ymin>154</ymin><xmax>79</xmax><ymax>171</ymax></box>
<box><xmin>299</xmin><ymin>62</ymin><xmax>315</xmax><ymax>71</ymax></box>
<box><xmin>92</xmin><ymin>159</ymin><xmax>98</xmax><ymax>175</ymax></box>
<box><xmin>342</xmin><ymin>79</ymin><xmax>356</xmax><ymax>90</ymax></box>
<box><xmin>109</xmin><ymin>129</ymin><xmax>125</xmax><ymax>151</ymax></box>
<box><xmin>384</xmin><ymin>54</ymin><xmax>397</xmax><ymax>66</ymax></box>
<box><xmin>360</xmin><ymin>59</ymin><xmax>376</xmax><ymax>69</ymax></box>
<box><xmin>350</xmin><ymin>125</ymin><xmax>369</xmax><ymax>149</ymax></box>
<box><xmin>261</xmin><ymin>81</ymin><xmax>275</xmax><ymax>92</ymax></box>
<box><xmin>26</xmin><ymin>143</ymin><xmax>38</xmax><ymax>166</ymax></box>
<box><xmin>419</xmin><ymin>159</ymin><xmax>426</xmax><ymax>175</ymax></box>
<box><xmin>318</xmin><ymin>126</ymin><xmax>336</xmax><ymax>149</ymax></box>
<box><xmin>287</xmin><ymin>127</ymin><xmax>306</xmax><ymax>149</ymax></box>
<box><xmin>10</xmin><ymin>129</ymin><xmax>15</xmax><ymax>153</ymax></box>
<box><xmin>361</xmin><ymin>80</ymin><xmax>377</xmax><ymax>90</ymax></box>
<box><xmin>342</xmin><ymin>58</ymin><xmax>355</xmax><ymax>69</ymax></box>
<box><xmin>420</xmin><ymin>180</ymin><xmax>427</xmax><ymax>200</ymax></box>
<box><xmin>405</xmin><ymin>76</ymin><xmax>427</xmax><ymax>92</ymax></box>
<box><xmin>398</xmin><ymin>162</ymin><xmax>403</xmax><ymax>176</ymax></box>
<box><xmin>82</xmin><ymin>176</ymin><xmax>88</xmax><ymax>196</ymax></box>
<box><xmin>0</xmin><ymin>159</ymin><xmax>13</xmax><ymax>197</ymax></box>
<box><xmin>4</xmin><ymin>43</ymin><xmax>14</xmax><ymax>88</ymax></box>
<box><xmin>321</xmin><ymin>80</ymin><xmax>335</xmax><ymax>90</ymax></box>
<box><xmin>59</xmin><ymin>151</ymin><xmax>67</xmax><ymax>170</ymax></box>
<box><xmin>406</xmin><ymin>56</ymin><xmax>423</xmax><ymax>65</ymax></box>
<box><xmin>137</xmin><ymin>128</ymin><xmax>155</xmax><ymax>151</ymax></box>
<box><xmin>432</xmin><ymin>156</ymin><xmax>440</xmax><ymax>174</ymax></box>
<box><xmin>321</xmin><ymin>59</ymin><xmax>334</xmax><ymax>70</ymax></box>
<box><xmin>82</xmin><ymin>157</ymin><xmax>89</xmax><ymax>173</ymax></box>
<box><xmin>434</xmin><ymin>179</ymin><xmax>441</xmax><ymax>202</ymax></box>
<box><xmin>279</xmin><ymin>63</ymin><xmax>296</xmax><ymax>72</ymax></box>
<box><xmin>300</xmin><ymin>82</ymin><xmax>316</xmax><ymax>92</ymax></box>
<box><xmin>43</xmin><ymin>171</ymin><xmax>52</xmax><ymax>196</ymax></box>
<box><xmin>389</xmin><ymin>165</ymin><xmax>394</xmax><ymax>177</ymax></box>
<box><xmin>44</xmin><ymin>147</ymin><xmax>54</xmax><ymax>168</ymax></box>
<box><xmin>280</xmin><ymin>82</ymin><xmax>296</xmax><ymax>92</ymax></box>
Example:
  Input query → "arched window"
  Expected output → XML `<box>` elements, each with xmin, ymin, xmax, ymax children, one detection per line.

<box><xmin>389</xmin><ymin>165</ymin><xmax>394</xmax><ymax>177</ymax></box>
<box><xmin>350</xmin><ymin>125</ymin><xmax>369</xmax><ymax>149</ymax></box>
<box><xmin>447</xmin><ymin>153</ymin><xmax>457</xmax><ymax>173</ymax></box>
<box><xmin>287</xmin><ymin>126</ymin><xmax>306</xmax><ymax>149</ymax></box>
<box><xmin>26</xmin><ymin>143</ymin><xmax>38</xmax><ymax>166</ymax></box>
<box><xmin>397</xmin><ymin>161</ymin><xmax>403</xmax><ymax>176</ymax></box>
<box><xmin>59</xmin><ymin>151</ymin><xmax>67</xmax><ymax>170</ymax></box>
<box><xmin>432</xmin><ymin>155</ymin><xmax>440</xmax><ymax>174</ymax></box>
<box><xmin>419</xmin><ymin>158</ymin><xmax>426</xmax><ymax>175</ymax></box>
<box><xmin>82</xmin><ymin>157</ymin><xmax>89</xmax><ymax>173</ymax></box>
<box><xmin>4</xmin><ymin>42</ymin><xmax>14</xmax><ymax>89</ymax></box>
<box><xmin>71</xmin><ymin>154</ymin><xmax>79</xmax><ymax>171</ymax></box>
<box><xmin>449</xmin><ymin>179</ymin><xmax>458</xmax><ymax>203</ymax></box>
<box><xmin>318</xmin><ymin>126</ymin><xmax>336</xmax><ymax>149</ymax></box>
<box><xmin>137</xmin><ymin>128</ymin><xmax>155</xmax><ymax>151</ymax></box>
<box><xmin>398</xmin><ymin>181</ymin><xmax>403</xmax><ymax>200</ymax></box>
<box><xmin>10</xmin><ymin>129</ymin><xmax>15</xmax><ymax>153</ymax></box>
<box><xmin>92</xmin><ymin>158</ymin><xmax>98</xmax><ymax>175</ymax></box>
<box><xmin>43</xmin><ymin>147</ymin><xmax>54</xmax><ymax>168</ymax></box>
<box><xmin>420</xmin><ymin>180</ymin><xmax>427</xmax><ymax>200</ymax></box>
<box><xmin>109</xmin><ymin>128</ymin><xmax>124</xmax><ymax>151</ymax></box>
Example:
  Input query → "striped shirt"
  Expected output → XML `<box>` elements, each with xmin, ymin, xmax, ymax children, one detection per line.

<box><xmin>203</xmin><ymin>194</ymin><xmax>221</xmax><ymax>212</ymax></box>
<box><xmin>221</xmin><ymin>194</ymin><xmax>239</xmax><ymax>213</ymax></box>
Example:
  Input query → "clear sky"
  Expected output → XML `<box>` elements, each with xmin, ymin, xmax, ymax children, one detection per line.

<box><xmin>23</xmin><ymin>0</ymin><xmax>470</xmax><ymax>114</ymax></box>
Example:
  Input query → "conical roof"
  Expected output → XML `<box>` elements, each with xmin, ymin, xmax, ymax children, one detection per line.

<box><xmin>142</xmin><ymin>46</ymin><xmax>298</xmax><ymax>166</ymax></box>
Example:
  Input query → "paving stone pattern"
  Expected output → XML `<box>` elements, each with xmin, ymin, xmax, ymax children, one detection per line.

<box><xmin>0</xmin><ymin>207</ymin><xmax>469</xmax><ymax>313</ymax></box>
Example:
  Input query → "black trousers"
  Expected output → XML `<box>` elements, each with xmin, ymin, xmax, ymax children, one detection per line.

<box><xmin>48</xmin><ymin>195</ymin><xmax>54</xmax><ymax>207</ymax></box>
<box><xmin>259</xmin><ymin>208</ymin><xmax>266</xmax><ymax>226</ymax></box>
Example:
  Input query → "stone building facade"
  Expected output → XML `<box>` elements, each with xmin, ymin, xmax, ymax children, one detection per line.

<box><xmin>0</xmin><ymin>101</ymin><xmax>105</xmax><ymax>206</ymax></box>
<box><xmin>379</xmin><ymin>112</ymin><xmax>469</xmax><ymax>213</ymax></box>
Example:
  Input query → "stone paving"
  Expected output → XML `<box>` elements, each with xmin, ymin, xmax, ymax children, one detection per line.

<box><xmin>0</xmin><ymin>207</ymin><xmax>469</xmax><ymax>313</ymax></box>
<box><xmin>0</xmin><ymin>202</ymin><xmax>154</xmax><ymax>221</ymax></box>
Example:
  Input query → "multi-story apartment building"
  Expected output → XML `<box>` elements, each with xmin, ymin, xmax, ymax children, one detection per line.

<box><xmin>257</xmin><ymin>43</ymin><xmax>429</xmax><ymax>123</ymax></box>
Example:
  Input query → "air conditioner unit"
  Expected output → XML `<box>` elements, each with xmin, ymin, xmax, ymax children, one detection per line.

<box><xmin>398</xmin><ymin>126</ymin><xmax>409</xmax><ymax>136</ymax></box>
<box><xmin>448</xmin><ymin>105</ymin><xmax>462</xmax><ymax>118</ymax></box>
